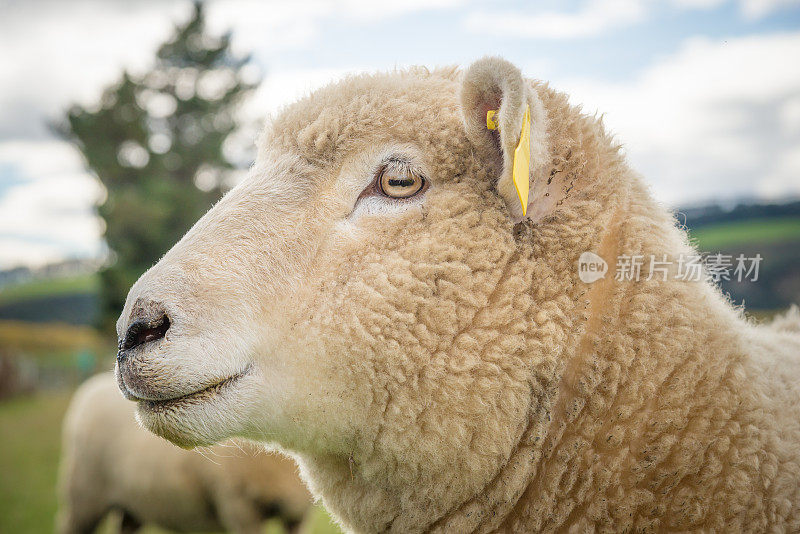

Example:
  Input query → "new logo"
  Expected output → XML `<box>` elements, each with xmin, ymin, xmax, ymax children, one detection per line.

<box><xmin>578</xmin><ymin>252</ymin><xmax>607</xmax><ymax>283</ymax></box>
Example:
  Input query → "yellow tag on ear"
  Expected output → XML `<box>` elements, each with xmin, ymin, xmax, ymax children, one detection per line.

<box><xmin>486</xmin><ymin>109</ymin><xmax>499</xmax><ymax>130</ymax></box>
<box><xmin>485</xmin><ymin>106</ymin><xmax>531</xmax><ymax>216</ymax></box>
<box><xmin>512</xmin><ymin>105</ymin><xmax>531</xmax><ymax>216</ymax></box>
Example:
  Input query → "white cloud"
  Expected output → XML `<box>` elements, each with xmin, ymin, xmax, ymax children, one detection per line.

<box><xmin>0</xmin><ymin>141</ymin><xmax>84</xmax><ymax>182</ymax></box>
<box><xmin>463</xmin><ymin>0</ymin><xmax>800</xmax><ymax>40</ymax></box>
<box><xmin>207</xmin><ymin>0</ymin><xmax>466</xmax><ymax>55</ymax></box>
<box><xmin>0</xmin><ymin>238</ymin><xmax>81</xmax><ymax>270</ymax></box>
<box><xmin>0</xmin><ymin>1</ymin><xmax>190</xmax><ymax>140</ymax></box>
<box><xmin>675</xmin><ymin>0</ymin><xmax>800</xmax><ymax>18</ymax></box>
<box><xmin>0</xmin><ymin>140</ymin><xmax>104</xmax><ymax>269</ymax></box>
<box><xmin>246</xmin><ymin>67</ymin><xmax>365</xmax><ymax>119</ymax></box>
<box><xmin>740</xmin><ymin>0</ymin><xmax>800</xmax><ymax>19</ymax></box>
<box><xmin>780</xmin><ymin>95</ymin><xmax>800</xmax><ymax>135</ymax></box>
<box><xmin>205</xmin><ymin>0</ymin><xmax>324</xmax><ymax>56</ymax></box>
<box><xmin>463</xmin><ymin>0</ymin><xmax>648</xmax><ymax>40</ymax></box>
<box><xmin>0</xmin><ymin>0</ymin><xmax>462</xmax><ymax>141</ymax></box>
<box><xmin>672</xmin><ymin>0</ymin><xmax>727</xmax><ymax>8</ymax></box>
<box><xmin>555</xmin><ymin>32</ymin><xmax>800</xmax><ymax>204</ymax></box>
<box><xmin>759</xmin><ymin>146</ymin><xmax>800</xmax><ymax>197</ymax></box>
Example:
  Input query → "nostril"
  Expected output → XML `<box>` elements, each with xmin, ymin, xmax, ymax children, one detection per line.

<box><xmin>120</xmin><ymin>314</ymin><xmax>170</xmax><ymax>352</ymax></box>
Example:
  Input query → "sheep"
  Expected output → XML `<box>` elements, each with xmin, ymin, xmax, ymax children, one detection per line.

<box><xmin>57</xmin><ymin>372</ymin><xmax>311</xmax><ymax>534</ymax></box>
<box><xmin>112</xmin><ymin>56</ymin><xmax>800</xmax><ymax>532</ymax></box>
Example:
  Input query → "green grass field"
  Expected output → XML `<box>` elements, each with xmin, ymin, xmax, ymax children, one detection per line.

<box><xmin>689</xmin><ymin>216</ymin><xmax>800</xmax><ymax>250</ymax></box>
<box><xmin>0</xmin><ymin>392</ymin><xmax>71</xmax><ymax>533</ymax></box>
<box><xmin>0</xmin><ymin>274</ymin><xmax>98</xmax><ymax>306</ymax></box>
<box><xmin>0</xmin><ymin>320</ymin><xmax>110</xmax><ymax>354</ymax></box>
<box><xmin>0</xmin><ymin>392</ymin><xmax>343</xmax><ymax>534</ymax></box>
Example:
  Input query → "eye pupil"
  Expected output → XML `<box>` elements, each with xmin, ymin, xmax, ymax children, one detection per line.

<box><xmin>388</xmin><ymin>177</ymin><xmax>414</xmax><ymax>187</ymax></box>
<box><xmin>378</xmin><ymin>164</ymin><xmax>426</xmax><ymax>199</ymax></box>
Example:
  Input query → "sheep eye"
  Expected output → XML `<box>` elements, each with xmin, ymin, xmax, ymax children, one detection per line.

<box><xmin>378</xmin><ymin>165</ymin><xmax>425</xmax><ymax>199</ymax></box>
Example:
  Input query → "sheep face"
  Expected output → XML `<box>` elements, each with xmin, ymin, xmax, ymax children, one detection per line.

<box><xmin>117</xmin><ymin>61</ymin><xmax>586</xmax><ymax>530</ymax></box>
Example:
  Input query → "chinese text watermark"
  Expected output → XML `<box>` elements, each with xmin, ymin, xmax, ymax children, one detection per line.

<box><xmin>578</xmin><ymin>252</ymin><xmax>762</xmax><ymax>284</ymax></box>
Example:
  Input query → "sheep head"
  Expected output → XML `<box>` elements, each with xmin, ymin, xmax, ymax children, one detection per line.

<box><xmin>116</xmin><ymin>57</ymin><xmax>624</xmax><ymax>532</ymax></box>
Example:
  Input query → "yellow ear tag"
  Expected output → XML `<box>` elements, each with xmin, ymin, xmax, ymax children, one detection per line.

<box><xmin>486</xmin><ymin>109</ymin><xmax>499</xmax><ymax>130</ymax></box>
<box><xmin>485</xmin><ymin>106</ymin><xmax>531</xmax><ymax>216</ymax></box>
<box><xmin>513</xmin><ymin>105</ymin><xmax>531</xmax><ymax>216</ymax></box>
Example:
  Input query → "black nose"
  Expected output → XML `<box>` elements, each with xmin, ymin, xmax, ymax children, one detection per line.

<box><xmin>119</xmin><ymin>313</ymin><xmax>170</xmax><ymax>353</ymax></box>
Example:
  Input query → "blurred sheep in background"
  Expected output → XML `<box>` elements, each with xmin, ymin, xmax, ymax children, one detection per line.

<box><xmin>57</xmin><ymin>372</ymin><xmax>311</xmax><ymax>534</ymax></box>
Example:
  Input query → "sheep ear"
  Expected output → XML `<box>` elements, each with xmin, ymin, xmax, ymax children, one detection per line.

<box><xmin>460</xmin><ymin>57</ymin><xmax>549</xmax><ymax>221</ymax></box>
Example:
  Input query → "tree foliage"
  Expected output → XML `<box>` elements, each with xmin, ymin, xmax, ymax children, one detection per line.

<box><xmin>62</xmin><ymin>2</ymin><xmax>259</xmax><ymax>331</ymax></box>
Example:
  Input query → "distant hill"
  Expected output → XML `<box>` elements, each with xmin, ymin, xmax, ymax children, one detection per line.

<box><xmin>676</xmin><ymin>199</ymin><xmax>800</xmax><ymax>229</ymax></box>
<box><xmin>0</xmin><ymin>274</ymin><xmax>98</xmax><ymax>325</ymax></box>
<box><xmin>675</xmin><ymin>200</ymin><xmax>800</xmax><ymax>311</ymax></box>
<box><xmin>0</xmin><ymin>258</ymin><xmax>101</xmax><ymax>289</ymax></box>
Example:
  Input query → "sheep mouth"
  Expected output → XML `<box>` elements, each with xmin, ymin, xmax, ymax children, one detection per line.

<box><xmin>136</xmin><ymin>365</ymin><xmax>252</xmax><ymax>412</ymax></box>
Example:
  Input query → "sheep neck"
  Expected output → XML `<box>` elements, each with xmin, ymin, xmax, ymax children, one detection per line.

<box><xmin>497</xmin><ymin>191</ymin><xmax>791</xmax><ymax>532</ymax></box>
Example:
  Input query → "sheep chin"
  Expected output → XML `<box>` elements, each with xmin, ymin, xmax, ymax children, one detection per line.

<box><xmin>133</xmin><ymin>367</ymin><xmax>261</xmax><ymax>449</ymax></box>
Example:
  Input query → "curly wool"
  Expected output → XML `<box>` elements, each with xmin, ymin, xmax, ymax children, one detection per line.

<box><xmin>118</xmin><ymin>58</ymin><xmax>800</xmax><ymax>533</ymax></box>
<box><xmin>272</xmin><ymin>64</ymin><xmax>800</xmax><ymax>532</ymax></box>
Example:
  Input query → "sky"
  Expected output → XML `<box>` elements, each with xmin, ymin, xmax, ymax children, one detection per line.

<box><xmin>1</xmin><ymin>0</ymin><xmax>799</xmax><ymax>268</ymax></box>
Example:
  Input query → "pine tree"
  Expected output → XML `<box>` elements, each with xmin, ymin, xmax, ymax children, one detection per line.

<box><xmin>63</xmin><ymin>2</ymin><xmax>259</xmax><ymax>331</ymax></box>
